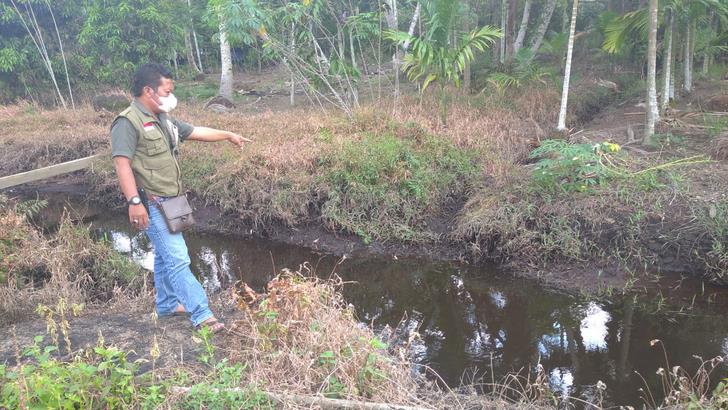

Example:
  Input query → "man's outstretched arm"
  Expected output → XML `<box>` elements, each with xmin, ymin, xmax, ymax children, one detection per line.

<box><xmin>187</xmin><ymin>126</ymin><xmax>252</xmax><ymax>148</ymax></box>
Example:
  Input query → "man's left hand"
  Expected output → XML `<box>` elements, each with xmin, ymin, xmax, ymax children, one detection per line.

<box><xmin>228</xmin><ymin>133</ymin><xmax>252</xmax><ymax>148</ymax></box>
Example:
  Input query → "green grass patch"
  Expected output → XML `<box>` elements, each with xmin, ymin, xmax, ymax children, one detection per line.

<box><xmin>174</xmin><ymin>81</ymin><xmax>219</xmax><ymax>102</ymax></box>
<box><xmin>319</xmin><ymin>133</ymin><xmax>478</xmax><ymax>244</ymax></box>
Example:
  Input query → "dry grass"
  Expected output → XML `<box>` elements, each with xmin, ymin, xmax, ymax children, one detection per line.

<box><xmin>0</xmin><ymin>102</ymin><xmax>109</xmax><ymax>176</ymax></box>
<box><xmin>221</xmin><ymin>270</ymin><xmax>424</xmax><ymax>404</ymax></box>
<box><xmin>0</xmin><ymin>197</ymin><xmax>153</xmax><ymax>325</ymax></box>
<box><xmin>2</xmin><ymin>86</ymin><xmax>574</xmax><ymax>249</ymax></box>
<box><xmin>163</xmin><ymin>269</ymin><xmax>534</xmax><ymax>409</ymax></box>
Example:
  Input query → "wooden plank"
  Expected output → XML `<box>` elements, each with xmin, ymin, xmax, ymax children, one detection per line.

<box><xmin>0</xmin><ymin>154</ymin><xmax>105</xmax><ymax>190</ymax></box>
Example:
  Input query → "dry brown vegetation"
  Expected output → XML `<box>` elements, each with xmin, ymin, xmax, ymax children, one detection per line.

<box><xmin>0</xmin><ymin>196</ymin><xmax>152</xmax><ymax>325</ymax></box>
<box><xmin>0</xmin><ymin>102</ymin><xmax>109</xmax><ymax>176</ymax></box>
<box><xmin>161</xmin><ymin>271</ymin><xmax>543</xmax><ymax>409</ymax></box>
<box><xmin>5</xmin><ymin>80</ymin><xmax>728</xmax><ymax>281</ymax></box>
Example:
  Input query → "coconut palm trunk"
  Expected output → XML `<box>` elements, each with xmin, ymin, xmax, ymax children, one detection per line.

<box><xmin>644</xmin><ymin>0</ymin><xmax>659</xmax><ymax>142</ymax></box>
<box><xmin>219</xmin><ymin>22</ymin><xmax>234</xmax><ymax>100</ymax></box>
<box><xmin>384</xmin><ymin>0</ymin><xmax>401</xmax><ymax>96</ymax></box>
<box><xmin>661</xmin><ymin>9</ymin><xmax>673</xmax><ymax>112</ymax></box>
<box><xmin>500</xmin><ymin>0</ymin><xmax>507</xmax><ymax>63</ymax></box>
<box><xmin>683</xmin><ymin>20</ymin><xmax>692</xmax><ymax>93</ymax></box>
<box><xmin>703</xmin><ymin>11</ymin><xmax>715</xmax><ymax>76</ymax></box>
<box><xmin>557</xmin><ymin>0</ymin><xmax>579</xmax><ymax>131</ymax></box>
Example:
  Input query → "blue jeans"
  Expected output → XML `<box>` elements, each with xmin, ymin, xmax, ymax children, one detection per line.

<box><xmin>145</xmin><ymin>201</ymin><xmax>213</xmax><ymax>326</ymax></box>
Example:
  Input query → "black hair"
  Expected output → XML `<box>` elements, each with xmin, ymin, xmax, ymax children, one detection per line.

<box><xmin>131</xmin><ymin>63</ymin><xmax>173</xmax><ymax>97</ymax></box>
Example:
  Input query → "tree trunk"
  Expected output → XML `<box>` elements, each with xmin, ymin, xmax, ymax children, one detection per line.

<box><xmin>187</xmin><ymin>0</ymin><xmax>203</xmax><ymax>72</ymax></box>
<box><xmin>349</xmin><ymin>26</ymin><xmax>357</xmax><ymax>71</ymax></box>
<box><xmin>219</xmin><ymin>22</ymin><xmax>234</xmax><ymax>100</ymax></box>
<box><xmin>683</xmin><ymin>20</ymin><xmax>692</xmax><ymax>93</ymax></box>
<box><xmin>661</xmin><ymin>10</ymin><xmax>672</xmax><ymax>113</ymax></box>
<box><xmin>670</xmin><ymin>50</ymin><xmax>676</xmax><ymax>100</ymax></box>
<box><xmin>185</xmin><ymin>31</ymin><xmax>201</xmax><ymax>73</ymax></box>
<box><xmin>500</xmin><ymin>0</ymin><xmax>507</xmax><ymax>63</ymax></box>
<box><xmin>290</xmin><ymin>21</ymin><xmax>296</xmax><ymax>106</ymax></box>
<box><xmin>529</xmin><ymin>0</ymin><xmax>557</xmax><ymax>54</ymax></box>
<box><xmin>384</xmin><ymin>0</ymin><xmax>400</xmax><ymax>95</ymax></box>
<box><xmin>513</xmin><ymin>0</ymin><xmax>532</xmax><ymax>56</ymax></box>
<box><xmin>506</xmin><ymin>0</ymin><xmax>517</xmax><ymax>60</ymax></box>
<box><xmin>183</xmin><ymin>0</ymin><xmax>201</xmax><ymax>73</ymax></box>
<box><xmin>192</xmin><ymin>29</ymin><xmax>203</xmax><ymax>71</ymax></box>
<box><xmin>557</xmin><ymin>0</ymin><xmax>579</xmax><ymax>131</ymax></box>
<box><xmin>703</xmin><ymin>11</ymin><xmax>714</xmax><ymax>76</ymax></box>
<box><xmin>643</xmin><ymin>0</ymin><xmax>658</xmax><ymax>142</ymax></box>
<box><xmin>463</xmin><ymin>0</ymin><xmax>471</xmax><ymax>93</ymax></box>
<box><xmin>402</xmin><ymin>2</ymin><xmax>420</xmax><ymax>52</ymax></box>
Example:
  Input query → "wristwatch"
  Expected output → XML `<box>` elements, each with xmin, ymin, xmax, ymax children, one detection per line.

<box><xmin>127</xmin><ymin>196</ymin><xmax>142</xmax><ymax>206</ymax></box>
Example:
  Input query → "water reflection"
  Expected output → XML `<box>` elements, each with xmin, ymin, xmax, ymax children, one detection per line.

<box><xmin>90</xmin><ymin>214</ymin><xmax>728</xmax><ymax>407</ymax></box>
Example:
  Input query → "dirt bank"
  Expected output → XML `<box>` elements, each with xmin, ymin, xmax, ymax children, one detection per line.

<box><xmin>3</xmin><ymin>76</ymin><xmax>728</xmax><ymax>296</ymax></box>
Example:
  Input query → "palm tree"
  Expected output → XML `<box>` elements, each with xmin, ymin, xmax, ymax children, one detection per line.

<box><xmin>603</xmin><ymin>0</ymin><xmax>727</xmax><ymax>100</ymax></box>
<box><xmin>662</xmin><ymin>8</ymin><xmax>673</xmax><ymax>112</ymax></box>
<box><xmin>644</xmin><ymin>0</ymin><xmax>659</xmax><ymax>142</ymax></box>
<box><xmin>557</xmin><ymin>0</ymin><xmax>579</xmax><ymax>131</ymax></box>
<box><xmin>385</xmin><ymin>0</ymin><xmax>502</xmax><ymax>125</ymax></box>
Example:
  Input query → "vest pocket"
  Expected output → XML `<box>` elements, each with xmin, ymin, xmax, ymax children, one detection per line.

<box><xmin>143</xmin><ymin>129</ymin><xmax>168</xmax><ymax>156</ymax></box>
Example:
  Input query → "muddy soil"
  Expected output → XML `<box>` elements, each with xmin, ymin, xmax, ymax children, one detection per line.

<box><xmin>0</xmin><ymin>312</ymin><xmax>256</xmax><ymax>383</ymax></box>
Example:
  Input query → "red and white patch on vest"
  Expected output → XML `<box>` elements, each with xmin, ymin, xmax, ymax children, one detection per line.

<box><xmin>143</xmin><ymin>122</ymin><xmax>155</xmax><ymax>132</ymax></box>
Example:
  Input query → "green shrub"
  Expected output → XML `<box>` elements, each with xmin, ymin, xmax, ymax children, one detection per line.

<box><xmin>0</xmin><ymin>336</ymin><xmax>164</xmax><ymax>409</ymax></box>
<box><xmin>530</xmin><ymin>139</ymin><xmax>621</xmax><ymax>193</ymax></box>
<box><xmin>319</xmin><ymin>133</ymin><xmax>478</xmax><ymax>243</ymax></box>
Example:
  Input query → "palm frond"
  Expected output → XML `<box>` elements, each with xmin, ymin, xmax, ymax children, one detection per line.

<box><xmin>602</xmin><ymin>8</ymin><xmax>649</xmax><ymax>54</ymax></box>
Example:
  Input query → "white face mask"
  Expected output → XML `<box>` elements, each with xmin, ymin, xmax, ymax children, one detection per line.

<box><xmin>157</xmin><ymin>93</ymin><xmax>178</xmax><ymax>113</ymax></box>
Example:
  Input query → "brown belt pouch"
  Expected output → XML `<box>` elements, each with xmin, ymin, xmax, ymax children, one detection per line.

<box><xmin>157</xmin><ymin>195</ymin><xmax>195</xmax><ymax>233</ymax></box>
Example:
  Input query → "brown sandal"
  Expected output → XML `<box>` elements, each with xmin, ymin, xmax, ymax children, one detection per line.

<box><xmin>196</xmin><ymin>318</ymin><xmax>225</xmax><ymax>334</ymax></box>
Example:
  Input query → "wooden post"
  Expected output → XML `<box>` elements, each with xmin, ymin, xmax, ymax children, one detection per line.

<box><xmin>0</xmin><ymin>154</ymin><xmax>104</xmax><ymax>190</ymax></box>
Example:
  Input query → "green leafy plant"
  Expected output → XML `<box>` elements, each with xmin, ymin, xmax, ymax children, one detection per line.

<box><xmin>197</xmin><ymin>325</ymin><xmax>217</xmax><ymax>366</ymax></box>
<box><xmin>0</xmin><ymin>336</ymin><xmax>164</xmax><ymax>409</ymax></box>
<box><xmin>529</xmin><ymin>140</ymin><xmax>622</xmax><ymax>193</ymax></box>
<box><xmin>486</xmin><ymin>49</ymin><xmax>551</xmax><ymax>95</ymax></box>
<box><xmin>356</xmin><ymin>337</ymin><xmax>389</xmax><ymax>398</ymax></box>
<box><xmin>385</xmin><ymin>0</ymin><xmax>501</xmax><ymax>124</ymax></box>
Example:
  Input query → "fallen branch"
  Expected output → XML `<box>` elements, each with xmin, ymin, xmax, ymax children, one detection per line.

<box><xmin>170</xmin><ymin>386</ymin><xmax>432</xmax><ymax>410</ymax></box>
<box><xmin>632</xmin><ymin>155</ymin><xmax>713</xmax><ymax>176</ymax></box>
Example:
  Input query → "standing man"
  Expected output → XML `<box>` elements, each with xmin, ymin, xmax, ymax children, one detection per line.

<box><xmin>111</xmin><ymin>63</ymin><xmax>250</xmax><ymax>333</ymax></box>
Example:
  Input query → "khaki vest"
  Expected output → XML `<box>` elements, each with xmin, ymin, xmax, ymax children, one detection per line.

<box><xmin>113</xmin><ymin>103</ymin><xmax>182</xmax><ymax>197</ymax></box>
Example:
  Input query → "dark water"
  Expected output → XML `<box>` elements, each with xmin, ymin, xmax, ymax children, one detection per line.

<box><xmin>31</xmin><ymin>194</ymin><xmax>728</xmax><ymax>407</ymax></box>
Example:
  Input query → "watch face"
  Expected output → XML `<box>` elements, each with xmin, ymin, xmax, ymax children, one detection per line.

<box><xmin>129</xmin><ymin>196</ymin><xmax>141</xmax><ymax>205</ymax></box>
